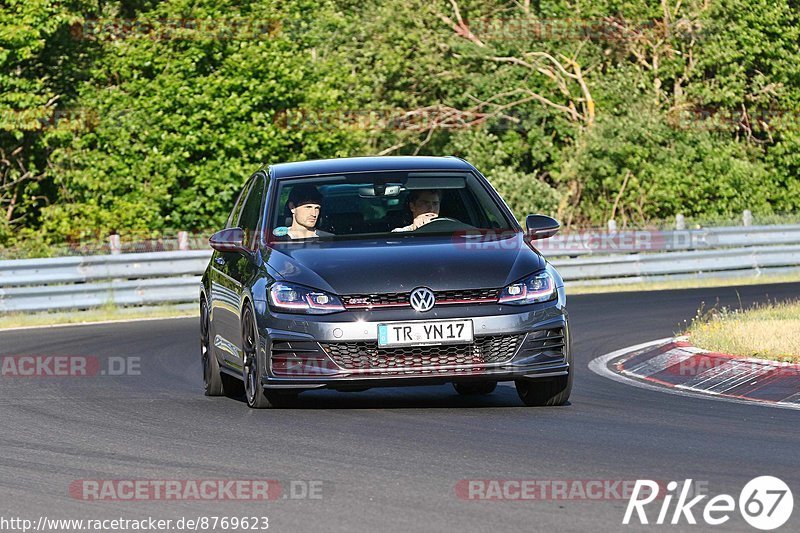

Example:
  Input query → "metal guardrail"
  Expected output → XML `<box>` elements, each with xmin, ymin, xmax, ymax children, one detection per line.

<box><xmin>550</xmin><ymin>244</ymin><xmax>800</xmax><ymax>281</ymax></box>
<box><xmin>0</xmin><ymin>250</ymin><xmax>211</xmax><ymax>287</ymax></box>
<box><xmin>540</xmin><ymin>224</ymin><xmax>800</xmax><ymax>256</ymax></box>
<box><xmin>0</xmin><ymin>277</ymin><xmax>203</xmax><ymax>312</ymax></box>
<box><xmin>0</xmin><ymin>251</ymin><xmax>212</xmax><ymax>313</ymax></box>
<box><xmin>1</xmin><ymin>225</ymin><xmax>799</xmax><ymax>313</ymax></box>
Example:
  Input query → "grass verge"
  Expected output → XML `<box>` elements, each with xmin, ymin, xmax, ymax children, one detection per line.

<box><xmin>568</xmin><ymin>271</ymin><xmax>800</xmax><ymax>295</ymax></box>
<box><xmin>684</xmin><ymin>300</ymin><xmax>800</xmax><ymax>363</ymax></box>
<box><xmin>0</xmin><ymin>304</ymin><xmax>197</xmax><ymax>330</ymax></box>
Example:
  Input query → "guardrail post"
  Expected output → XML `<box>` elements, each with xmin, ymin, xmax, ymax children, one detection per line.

<box><xmin>109</xmin><ymin>233</ymin><xmax>121</xmax><ymax>255</ymax></box>
<box><xmin>675</xmin><ymin>214</ymin><xmax>685</xmax><ymax>230</ymax></box>
<box><xmin>743</xmin><ymin>210</ymin><xmax>753</xmax><ymax>226</ymax></box>
<box><xmin>178</xmin><ymin>231</ymin><xmax>189</xmax><ymax>251</ymax></box>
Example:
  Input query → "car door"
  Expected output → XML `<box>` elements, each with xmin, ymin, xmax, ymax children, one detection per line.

<box><xmin>217</xmin><ymin>172</ymin><xmax>268</xmax><ymax>369</ymax></box>
<box><xmin>210</xmin><ymin>177</ymin><xmax>254</xmax><ymax>365</ymax></box>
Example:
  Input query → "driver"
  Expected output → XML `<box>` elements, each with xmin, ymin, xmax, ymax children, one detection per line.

<box><xmin>286</xmin><ymin>185</ymin><xmax>333</xmax><ymax>239</ymax></box>
<box><xmin>391</xmin><ymin>189</ymin><xmax>442</xmax><ymax>232</ymax></box>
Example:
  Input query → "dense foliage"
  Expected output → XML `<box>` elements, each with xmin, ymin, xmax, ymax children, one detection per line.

<box><xmin>1</xmin><ymin>0</ymin><xmax>798</xmax><ymax>252</ymax></box>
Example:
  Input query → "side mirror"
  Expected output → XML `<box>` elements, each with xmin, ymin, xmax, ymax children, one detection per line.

<box><xmin>209</xmin><ymin>227</ymin><xmax>248</xmax><ymax>253</ymax></box>
<box><xmin>525</xmin><ymin>215</ymin><xmax>560</xmax><ymax>240</ymax></box>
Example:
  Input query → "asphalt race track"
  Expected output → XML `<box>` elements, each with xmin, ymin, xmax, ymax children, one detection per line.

<box><xmin>1</xmin><ymin>283</ymin><xmax>798</xmax><ymax>532</ymax></box>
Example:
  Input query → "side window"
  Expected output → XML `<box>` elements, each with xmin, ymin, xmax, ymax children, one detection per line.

<box><xmin>226</xmin><ymin>179</ymin><xmax>253</xmax><ymax>229</ymax></box>
<box><xmin>238</xmin><ymin>174</ymin><xmax>267</xmax><ymax>249</ymax></box>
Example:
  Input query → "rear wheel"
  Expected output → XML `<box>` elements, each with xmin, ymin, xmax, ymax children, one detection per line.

<box><xmin>201</xmin><ymin>298</ymin><xmax>224</xmax><ymax>396</ymax></box>
<box><xmin>453</xmin><ymin>382</ymin><xmax>497</xmax><ymax>395</ymax></box>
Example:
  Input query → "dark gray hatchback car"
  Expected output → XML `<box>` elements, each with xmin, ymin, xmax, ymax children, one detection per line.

<box><xmin>201</xmin><ymin>156</ymin><xmax>571</xmax><ymax>408</ymax></box>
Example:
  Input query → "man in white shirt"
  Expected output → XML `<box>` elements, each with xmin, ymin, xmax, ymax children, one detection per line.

<box><xmin>391</xmin><ymin>189</ymin><xmax>442</xmax><ymax>232</ymax></box>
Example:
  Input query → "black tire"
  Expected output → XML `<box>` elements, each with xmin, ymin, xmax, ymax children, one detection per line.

<box><xmin>201</xmin><ymin>298</ymin><xmax>224</xmax><ymax>396</ymax></box>
<box><xmin>240</xmin><ymin>306</ymin><xmax>298</xmax><ymax>409</ymax></box>
<box><xmin>242</xmin><ymin>306</ymin><xmax>272</xmax><ymax>408</ymax></box>
<box><xmin>515</xmin><ymin>371</ymin><xmax>572</xmax><ymax>406</ymax></box>
<box><xmin>515</xmin><ymin>332</ymin><xmax>573</xmax><ymax>406</ymax></box>
<box><xmin>453</xmin><ymin>382</ymin><xmax>497</xmax><ymax>395</ymax></box>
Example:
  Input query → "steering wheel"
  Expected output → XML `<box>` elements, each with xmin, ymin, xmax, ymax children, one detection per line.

<box><xmin>414</xmin><ymin>216</ymin><xmax>473</xmax><ymax>232</ymax></box>
<box><xmin>424</xmin><ymin>217</ymin><xmax>460</xmax><ymax>224</ymax></box>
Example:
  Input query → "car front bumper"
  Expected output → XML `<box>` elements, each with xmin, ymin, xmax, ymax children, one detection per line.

<box><xmin>252</xmin><ymin>296</ymin><xmax>571</xmax><ymax>391</ymax></box>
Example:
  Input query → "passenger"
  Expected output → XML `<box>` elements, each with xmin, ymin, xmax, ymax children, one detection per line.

<box><xmin>391</xmin><ymin>189</ymin><xmax>442</xmax><ymax>232</ymax></box>
<box><xmin>286</xmin><ymin>185</ymin><xmax>333</xmax><ymax>239</ymax></box>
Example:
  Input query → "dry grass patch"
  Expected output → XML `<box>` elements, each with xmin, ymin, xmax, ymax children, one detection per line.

<box><xmin>0</xmin><ymin>305</ymin><xmax>197</xmax><ymax>330</ymax></box>
<box><xmin>568</xmin><ymin>271</ymin><xmax>800</xmax><ymax>295</ymax></box>
<box><xmin>684</xmin><ymin>300</ymin><xmax>800</xmax><ymax>363</ymax></box>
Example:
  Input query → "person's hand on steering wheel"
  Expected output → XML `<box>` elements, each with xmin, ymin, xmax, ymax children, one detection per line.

<box><xmin>411</xmin><ymin>212</ymin><xmax>438</xmax><ymax>230</ymax></box>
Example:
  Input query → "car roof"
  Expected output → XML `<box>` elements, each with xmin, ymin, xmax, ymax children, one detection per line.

<box><xmin>267</xmin><ymin>156</ymin><xmax>474</xmax><ymax>179</ymax></box>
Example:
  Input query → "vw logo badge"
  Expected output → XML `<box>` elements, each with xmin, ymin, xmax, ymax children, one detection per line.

<box><xmin>409</xmin><ymin>287</ymin><xmax>435</xmax><ymax>312</ymax></box>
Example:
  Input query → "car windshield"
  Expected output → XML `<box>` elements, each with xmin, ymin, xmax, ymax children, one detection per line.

<box><xmin>268</xmin><ymin>171</ymin><xmax>516</xmax><ymax>240</ymax></box>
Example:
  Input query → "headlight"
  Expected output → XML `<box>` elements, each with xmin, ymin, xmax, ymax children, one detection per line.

<box><xmin>498</xmin><ymin>271</ymin><xmax>556</xmax><ymax>305</ymax></box>
<box><xmin>268</xmin><ymin>282</ymin><xmax>345</xmax><ymax>314</ymax></box>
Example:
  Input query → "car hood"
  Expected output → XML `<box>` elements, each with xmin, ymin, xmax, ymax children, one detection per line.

<box><xmin>263</xmin><ymin>233</ymin><xmax>544</xmax><ymax>294</ymax></box>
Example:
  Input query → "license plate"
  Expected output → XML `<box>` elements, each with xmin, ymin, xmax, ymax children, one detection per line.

<box><xmin>377</xmin><ymin>320</ymin><xmax>473</xmax><ymax>347</ymax></box>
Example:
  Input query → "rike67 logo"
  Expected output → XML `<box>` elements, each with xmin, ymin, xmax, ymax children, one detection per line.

<box><xmin>624</xmin><ymin>477</ymin><xmax>793</xmax><ymax>530</ymax></box>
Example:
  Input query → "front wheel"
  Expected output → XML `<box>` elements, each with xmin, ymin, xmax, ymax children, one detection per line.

<box><xmin>242</xmin><ymin>307</ymin><xmax>271</xmax><ymax>408</ymax></box>
<box><xmin>241</xmin><ymin>307</ymin><xmax>297</xmax><ymax>409</ymax></box>
<box><xmin>515</xmin><ymin>372</ymin><xmax>572</xmax><ymax>406</ymax></box>
<box><xmin>516</xmin><ymin>331</ymin><xmax>573</xmax><ymax>406</ymax></box>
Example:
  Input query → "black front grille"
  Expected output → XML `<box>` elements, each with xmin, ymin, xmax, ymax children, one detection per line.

<box><xmin>320</xmin><ymin>334</ymin><xmax>523</xmax><ymax>371</ymax></box>
<box><xmin>342</xmin><ymin>292</ymin><xmax>408</xmax><ymax>306</ymax></box>
<box><xmin>435</xmin><ymin>288</ymin><xmax>501</xmax><ymax>302</ymax></box>
<box><xmin>342</xmin><ymin>288</ymin><xmax>500</xmax><ymax>308</ymax></box>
